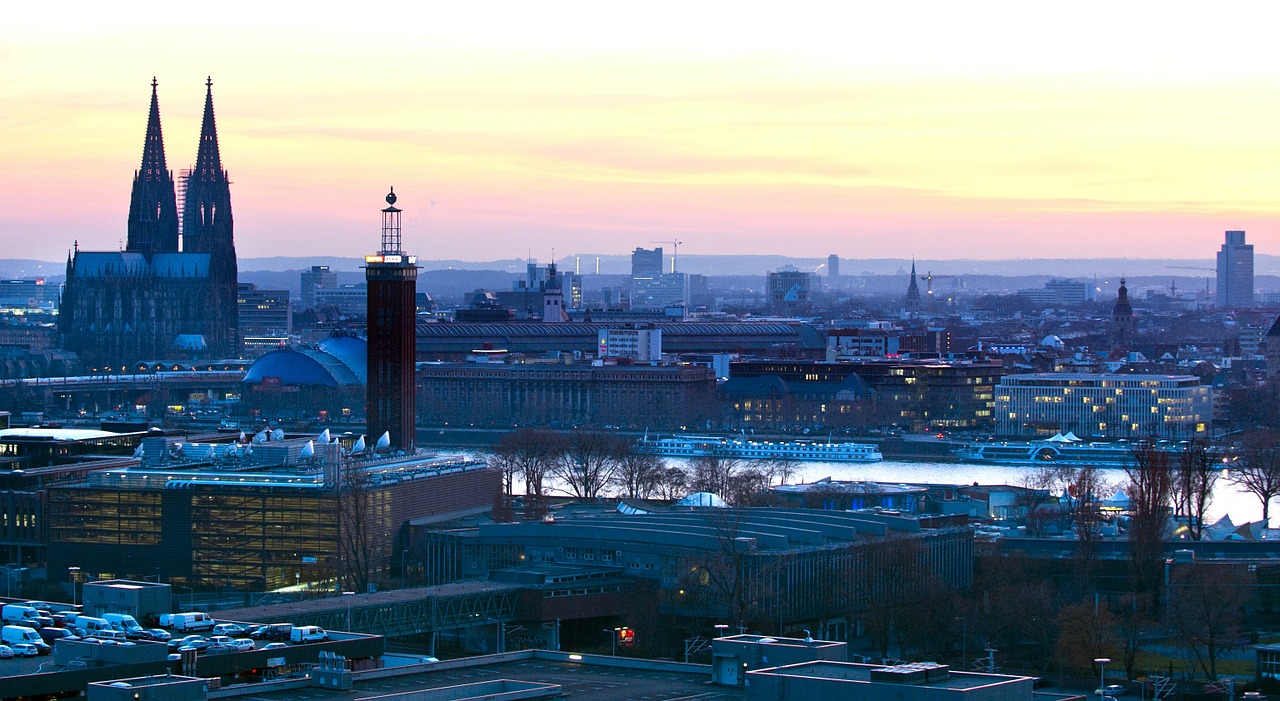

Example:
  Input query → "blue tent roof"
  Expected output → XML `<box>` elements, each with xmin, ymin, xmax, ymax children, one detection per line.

<box><xmin>242</xmin><ymin>336</ymin><xmax>367</xmax><ymax>387</ymax></box>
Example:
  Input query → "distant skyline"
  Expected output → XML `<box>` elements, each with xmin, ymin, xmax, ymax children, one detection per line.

<box><xmin>3</xmin><ymin>3</ymin><xmax>1279</xmax><ymax>263</ymax></box>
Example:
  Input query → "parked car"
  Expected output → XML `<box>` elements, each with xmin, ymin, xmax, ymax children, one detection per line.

<box><xmin>11</xmin><ymin>642</ymin><xmax>39</xmax><ymax>657</ymax></box>
<box><xmin>0</xmin><ymin>644</ymin><xmax>13</xmax><ymax>659</ymax></box>
<box><xmin>262</xmin><ymin>642</ymin><xmax>288</xmax><ymax>650</ymax></box>
<box><xmin>248</xmin><ymin>623</ymin><xmax>292</xmax><ymax>641</ymax></box>
<box><xmin>38</xmin><ymin>627</ymin><xmax>78</xmax><ymax>645</ymax></box>
<box><xmin>290</xmin><ymin>625</ymin><xmax>327</xmax><ymax>643</ymax></box>
<box><xmin>1096</xmin><ymin>686</ymin><xmax>1127</xmax><ymax>698</ymax></box>
<box><xmin>146</xmin><ymin>628</ymin><xmax>172</xmax><ymax>642</ymax></box>
<box><xmin>168</xmin><ymin>635</ymin><xmax>207</xmax><ymax>652</ymax></box>
<box><xmin>228</xmin><ymin>638</ymin><xmax>255</xmax><ymax>652</ymax></box>
<box><xmin>206</xmin><ymin>635</ymin><xmax>234</xmax><ymax>648</ymax></box>
<box><xmin>212</xmin><ymin>623</ymin><xmax>247</xmax><ymax>636</ymax></box>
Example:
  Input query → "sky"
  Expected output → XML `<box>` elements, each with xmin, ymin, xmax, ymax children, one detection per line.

<box><xmin>3</xmin><ymin>2</ymin><xmax>1279</xmax><ymax>265</ymax></box>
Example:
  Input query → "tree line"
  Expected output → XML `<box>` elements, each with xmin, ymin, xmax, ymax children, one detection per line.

<box><xmin>486</xmin><ymin>428</ymin><xmax>797</xmax><ymax>507</ymax></box>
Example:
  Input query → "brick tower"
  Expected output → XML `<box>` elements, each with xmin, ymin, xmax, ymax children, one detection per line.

<box><xmin>364</xmin><ymin>188</ymin><xmax>420</xmax><ymax>452</ymax></box>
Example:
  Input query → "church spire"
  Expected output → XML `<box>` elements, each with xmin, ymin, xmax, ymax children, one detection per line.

<box><xmin>194</xmin><ymin>76</ymin><xmax>224</xmax><ymax>182</ymax></box>
<box><xmin>126</xmin><ymin>77</ymin><xmax>180</xmax><ymax>255</ymax></box>
<box><xmin>905</xmin><ymin>259</ymin><xmax>921</xmax><ymax>311</ymax></box>
<box><xmin>182</xmin><ymin>76</ymin><xmax>238</xmax><ymax>360</ymax></box>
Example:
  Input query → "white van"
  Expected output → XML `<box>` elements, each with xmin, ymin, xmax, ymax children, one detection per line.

<box><xmin>2</xmin><ymin>625</ymin><xmax>50</xmax><ymax>653</ymax></box>
<box><xmin>290</xmin><ymin>625</ymin><xmax>327</xmax><ymax>643</ymax></box>
<box><xmin>103</xmin><ymin>613</ymin><xmax>144</xmax><ymax>635</ymax></box>
<box><xmin>75</xmin><ymin>616</ymin><xmax>114</xmax><ymax>637</ymax></box>
<box><xmin>1</xmin><ymin>605</ymin><xmax>43</xmax><ymax>628</ymax></box>
<box><xmin>170</xmin><ymin>612</ymin><xmax>215</xmax><ymax>632</ymax></box>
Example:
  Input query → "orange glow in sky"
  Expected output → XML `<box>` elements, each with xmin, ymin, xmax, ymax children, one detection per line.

<box><xmin>2</xmin><ymin>2</ymin><xmax>1278</xmax><ymax>263</ymax></box>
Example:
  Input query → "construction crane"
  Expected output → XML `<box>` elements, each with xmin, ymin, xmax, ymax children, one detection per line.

<box><xmin>650</xmin><ymin>240</ymin><xmax>683</xmax><ymax>273</ymax></box>
<box><xmin>924</xmin><ymin>271</ymin><xmax>960</xmax><ymax>309</ymax></box>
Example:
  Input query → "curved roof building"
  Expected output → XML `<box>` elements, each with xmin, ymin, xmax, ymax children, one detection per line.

<box><xmin>243</xmin><ymin>336</ymin><xmax>366</xmax><ymax>388</ymax></box>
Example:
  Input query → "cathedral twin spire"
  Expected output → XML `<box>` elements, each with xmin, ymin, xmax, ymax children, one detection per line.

<box><xmin>125</xmin><ymin>78</ymin><xmax>180</xmax><ymax>255</ymax></box>
<box><xmin>125</xmin><ymin>77</ymin><xmax>233</xmax><ymax>258</ymax></box>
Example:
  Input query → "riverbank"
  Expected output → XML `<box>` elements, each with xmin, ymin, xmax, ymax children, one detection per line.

<box><xmin>414</xmin><ymin>426</ymin><xmax>963</xmax><ymax>461</ymax></box>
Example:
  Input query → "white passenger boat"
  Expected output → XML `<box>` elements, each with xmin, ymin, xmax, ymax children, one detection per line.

<box><xmin>953</xmin><ymin>432</ymin><xmax>1204</xmax><ymax>468</ymax></box>
<box><xmin>639</xmin><ymin>434</ymin><xmax>883</xmax><ymax>463</ymax></box>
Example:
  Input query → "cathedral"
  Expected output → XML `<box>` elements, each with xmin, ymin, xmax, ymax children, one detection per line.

<box><xmin>60</xmin><ymin>78</ymin><xmax>238</xmax><ymax>368</ymax></box>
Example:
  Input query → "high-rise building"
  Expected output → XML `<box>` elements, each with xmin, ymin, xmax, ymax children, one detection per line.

<box><xmin>767</xmin><ymin>268</ymin><xmax>818</xmax><ymax>316</ymax></box>
<box><xmin>827</xmin><ymin>254</ymin><xmax>840</xmax><ymax>278</ymax></box>
<box><xmin>300</xmin><ymin>265</ymin><xmax>338</xmax><ymax>311</ymax></box>
<box><xmin>364</xmin><ymin>189</ymin><xmax>419</xmax><ymax>453</ymax></box>
<box><xmin>60</xmin><ymin>78</ymin><xmax>239</xmax><ymax>368</ymax></box>
<box><xmin>631</xmin><ymin>247</ymin><xmax>664</xmax><ymax>279</ymax></box>
<box><xmin>1216</xmin><ymin>230</ymin><xmax>1254</xmax><ymax>309</ymax></box>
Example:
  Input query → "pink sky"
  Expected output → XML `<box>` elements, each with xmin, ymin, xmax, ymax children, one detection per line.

<box><xmin>3</xmin><ymin>3</ymin><xmax>1279</xmax><ymax>263</ymax></box>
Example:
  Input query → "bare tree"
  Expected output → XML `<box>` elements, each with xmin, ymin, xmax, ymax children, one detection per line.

<box><xmin>612</xmin><ymin>444</ymin><xmax>666</xmax><ymax>499</ymax></box>
<box><xmin>1062</xmin><ymin>465</ymin><xmax>1110</xmax><ymax>580</ymax></box>
<box><xmin>1174</xmin><ymin>441</ymin><xmax>1218</xmax><ymax>540</ymax></box>
<box><xmin>1125</xmin><ymin>443</ymin><xmax>1175</xmax><ymax>600</ymax></box>
<box><xmin>1016</xmin><ymin>464</ymin><xmax>1065</xmax><ymax>536</ymax></box>
<box><xmin>1054</xmin><ymin>600</ymin><xmax>1119</xmax><ymax>675</ymax></box>
<box><xmin>1229</xmin><ymin>431</ymin><xmax>1280</xmax><ymax>524</ymax></box>
<box><xmin>491</xmin><ymin>428</ymin><xmax>565</xmax><ymax>503</ymax></box>
<box><xmin>688</xmin><ymin>454</ymin><xmax>743</xmax><ymax>501</ymax></box>
<box><xmin>553</xmin><ymin>430</ymin><xmax>627</xmax><ymax>499</ymax></box>
<box><xmin>337</xmin><ymin>460</ymin><xmax>387</xmax><ymax>593</ymax></box>
<box><xmin>652</xmin><ymin>466</ymin><xmax>690</xmax><ymax>501</ymax></box>
<box><xmin>1165</xmin><ymin>563</ymin><xmax>1249</xmax><ymax>680</ymax></box>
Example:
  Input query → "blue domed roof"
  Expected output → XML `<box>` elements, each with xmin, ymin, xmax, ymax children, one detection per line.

<box><xmin>317</xmin><ymin>335</ymin><xmax>367</xmax><ymax>384</ymax></box>
<box><xmin>243</xmin><ymin>336</ymin><xmax>367</xmax><ymax>388</ymax></box>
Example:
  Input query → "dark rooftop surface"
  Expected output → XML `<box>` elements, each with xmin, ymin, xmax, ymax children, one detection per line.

<box><xmin>215</xmin><ymin>581</ymin><xmax>523</xmax><ymax>623</ymax></box>
<box><xmin>239</xmin><ymin>658</ymin><xmax>744</xmax><ymax>700</ymax></box>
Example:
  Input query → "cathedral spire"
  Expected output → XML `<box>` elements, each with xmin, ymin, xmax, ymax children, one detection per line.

<box><xmin>126</xmin><ymin>77</ymin><xmax>180</xmax><ymax>255</ymax></box>
<box><xmin>182</xmin><ymin>76</ymin><xmax>238</xmax><ymax>359</ymax></box>
<box><xmin>194</xmin><ymin>76</ymin><xmax>224</xmax><ymax>181</ymax></box>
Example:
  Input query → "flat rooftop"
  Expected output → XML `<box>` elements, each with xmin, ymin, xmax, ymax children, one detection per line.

<box><xmin>757</xmin><ymin>661</ymin><xmax>1033</xmax><ymax>691</ymax></box>
<box><xmin>229</xmin><ymin>657</ymin><xmax>744</xmax><ymax>701</ymax></box>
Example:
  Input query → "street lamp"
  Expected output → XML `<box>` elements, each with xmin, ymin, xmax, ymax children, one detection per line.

<box><xmin>1094</xmin><ymin>657</ymin><xmax>1112</xmax><ymax>699</ymax></box>
<box><xmin>342</xmin><ymin>591</ymin><xmax>355</xmax><ymax>631</ymax></box>
<box><xmin>67</xmin><ymin>567</ymin><xmax>80</xmax><ymax>607</ymax></box>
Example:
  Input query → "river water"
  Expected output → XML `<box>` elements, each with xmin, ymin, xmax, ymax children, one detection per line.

<box><xmin>439</xmin><ymin>448</ymin><xmax>1266</xmax><ymax>527</ymax></box>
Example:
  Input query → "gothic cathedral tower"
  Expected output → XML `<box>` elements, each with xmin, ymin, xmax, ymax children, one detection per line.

<box><xmin>182</xmin><ymin>78</ymin><xmax>239</xmax><ymax>359</ymax></box>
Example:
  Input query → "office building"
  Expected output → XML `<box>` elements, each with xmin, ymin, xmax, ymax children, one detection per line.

<box><xmin>313</xmin><ymin>285</ymin><xmax>368</xmax><ymax>317</ymax></box>
<box><xmin>237</xmin><ymin>283</ymin><xmax>291</xmax><ymax>335</ymax></box>
<box><xmin>365</xmin><ymin>189</ymin><xmax>420</xmax><ymax>452</ymax></box>
<box><xmin>60</xmin><ymin>79</ymin><xmax>238</xmax><ymax>368</ymax></box>
<box><xmin>994</xmin><ymin>373</ymin><xmax>1211</xmax><ymax>439</ymax></box>
<box><xmin>45</xmin><ymin>436</ymin><xmax>498</xmax><ymax>590</ymax></box>
<box><xmin>631</xmin><ymin>247</ymin><xmax>664</xmax><ymax>279</ymax></box>
<box><xmin>416</xmin><ymin>361</ymin><xmax>716</xmax><ymax>429</ymax></box>
<box><xmin>826</xmin><ymin>254</ymin><xmax>840</xmax><ymax>279</ymax></box>
<box><xmin>767</xmin><ymin>268</ymin><xmax>818</xmax><ymax>316</ymax></box>
<box><xmin>300</xmin><ymin>265</ymin><xmax>338</xmax><ymax>311</ymax></box>
<box><xmin>597</xmin><ymin>326</ymin><xmax>662</xmax><ymax>362</ymax></box>
<box><xmin>1217</xmin><ymin>230</ymin><xmax>1254</xmax><ymax>308</ymax></box>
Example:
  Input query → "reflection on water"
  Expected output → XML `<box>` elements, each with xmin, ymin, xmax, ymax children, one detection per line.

<box><xmin>446</xmin><ymin>448</ymin><xmax>1267</xmax><ymax>527</ymax></box>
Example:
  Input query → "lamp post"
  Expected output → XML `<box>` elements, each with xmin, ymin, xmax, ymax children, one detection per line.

<box><xmin>343</xmin><ymin>591</ymin><xmax>355</xmax><ymax>631</ymax></box>
<box><xmin>68</xmin><ymin>567</ymin><xmax>80</xmax><ymax>607</ymax></box>
<box><xmin>1095</xmin><ymin>657</ymin><xmax>1111</xmax><ymax>699</ymax></box>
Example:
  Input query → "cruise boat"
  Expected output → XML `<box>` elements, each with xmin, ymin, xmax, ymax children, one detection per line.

<box><xmin>953</xmin><ymin>432</ymin><xmax>1199</xmax><ymax>468</ymax></box>
<box><xmin>638</xmin><ymin>434</ymin><xmax>883</xmax><ymax>463</ymax></box>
